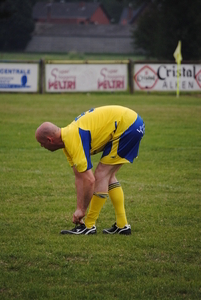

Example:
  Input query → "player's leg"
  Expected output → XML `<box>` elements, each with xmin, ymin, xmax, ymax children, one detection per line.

<box><xmin>108</xmin><ymin>174</ymin><xmax>128</xmax><ymax>228</ymax></box>
<box><xmin>102</xmin><ymin>173</ymin><xmax>131</xmax><ymax>235</ymax></box>
<box><xmin>84</xmin><ymin>163</ymin><xmax>122</xmax><ymax>228</ymax></box>
<box><xmin>102</xmin><ymin>115</ymin><xmax>145</xmax><ymax>235</ymax></box>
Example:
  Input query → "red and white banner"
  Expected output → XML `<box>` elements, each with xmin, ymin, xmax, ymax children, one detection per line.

<box><xmin>45</xmin><ymin>64</ymin><xmax>127</xmax><ymax>92</ymax></box>
<box><xmin>134</xmin><ymin>64</ymin><xmax>201</xmax><ymax>91</ymax></box>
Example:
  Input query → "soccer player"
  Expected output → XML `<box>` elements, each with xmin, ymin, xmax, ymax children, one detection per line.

<box><xmin>35</xmin><ymin>105</ymin><xmax>145</xmax><ymax>235</ymax></box>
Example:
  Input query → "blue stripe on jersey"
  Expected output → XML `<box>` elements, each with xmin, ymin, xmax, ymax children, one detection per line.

<box><xmin>102</xmin><ymin>141</ymin><xmax>112</xmax><ymax>158</ymax></box>
<box><xmin>117</xmin><ymin>115</ymin><xmax>145</xmax><ymax>162</ymax></box>
<box><xmin>101</xmin><ymin>120</ymin><xmax>117</xmax><ymax>158</ymax></box>
<box><xmin>78</xmin><ymin>128</ymin><xmax>93</xmax><ymax>170</ymax></box>
<box><xmin>114</xmin><ymin>121</ymin><xmax>117</xmax><ymax>132</ymax></box>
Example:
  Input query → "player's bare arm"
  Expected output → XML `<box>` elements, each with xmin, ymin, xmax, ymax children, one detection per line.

<box><xmin>72</xmin><ymin>167</ymin><xmax>95</xmax><ymax>224</ymax></box>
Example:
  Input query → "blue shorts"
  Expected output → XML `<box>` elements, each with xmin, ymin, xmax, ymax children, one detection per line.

<box><xmin>101</xmin><ymin>115</ymin><xmax>145</xmax><ymax>165</ymax></box>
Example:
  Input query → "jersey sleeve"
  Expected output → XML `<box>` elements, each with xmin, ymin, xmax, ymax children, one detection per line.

<box><xmin>63</xmin><ymin>128</ymin><xmax>93</xmax><ymax>172</ymax></box>
<box><xmin>75</xmin><ymin>128</ymin><xmax>93</xmax><ymax>172</ymax></box>
<box><xmin>63</xmin><ymin>148</ymin><xmax>73</xmax><ymax>167</ymax></box>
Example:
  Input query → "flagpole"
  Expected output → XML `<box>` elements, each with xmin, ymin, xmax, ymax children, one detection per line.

<box><xmin>176</xmin><ymin>61</ymin><xmax>181</xmax><ymax>97</ymax></box>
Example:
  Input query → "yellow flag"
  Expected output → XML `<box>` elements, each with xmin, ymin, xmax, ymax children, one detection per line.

<box><xmin>173</xmin><ymin>41</ymin><xmax>182</xmax><ymax>64</ymax></box>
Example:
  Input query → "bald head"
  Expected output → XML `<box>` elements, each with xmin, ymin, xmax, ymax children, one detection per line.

<box><xmin>35</xmin><ymin>122</ymin><xmax>64</xmax><ymax>152</ymax></box>
<box><xmin>36</xmin><ymin>122</ymin><xmax>59</xmax><ymax>141</ymax></box>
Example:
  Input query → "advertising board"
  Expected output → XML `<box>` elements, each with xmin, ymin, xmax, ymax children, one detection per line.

<box><xmin>0</xmin><ymin>63</ymin><xmax>39</xmax><ymax>92</ymax></box>
<box><xmin>134</xmin><ymin>64</ymin><xmax>201</xmax><ymax>91</ymax></box>
<box><xmin>45</xmin><ymin>64</ymin><xmax>127</xmax><ymax>92</ymax></box>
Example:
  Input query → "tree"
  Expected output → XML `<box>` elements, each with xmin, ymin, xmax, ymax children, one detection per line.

<box><xmin>0</xmin><ymin>0</ymin><xmax>34</xmax><ymax>51</ymax></box>
<box><xmin>133</xmin><ymin>0</ymin><xmax>201</xmax><ymax>60</ymax></box>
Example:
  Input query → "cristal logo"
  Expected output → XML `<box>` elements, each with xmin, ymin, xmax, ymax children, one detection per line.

<box><xmin>195</xmin><ymin>69</ymin><xmax>201</xmax><ymax>88</ymax></box>
<box><xmin>134</xmin><ymin>65</ymin><xmax>158</xmax><ymax>90</ymax></box>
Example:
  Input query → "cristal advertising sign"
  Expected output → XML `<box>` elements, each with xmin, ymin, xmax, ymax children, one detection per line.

<box><xmin>45</xmin><ymin>64</ymin><xmax>127</xmax><ymax>92</ymax></box>
<box><xmin>134</xmin><ymin>64</ymin><xmax>201</xmax><ymax>91</ymax></box>
<box><xmin>0</xmin><ymin>63</ymin><xmax>38</xmax><ymax>92</ymax></box>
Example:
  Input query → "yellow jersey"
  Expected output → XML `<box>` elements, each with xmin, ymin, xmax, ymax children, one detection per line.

<box><xmin>61</xmin><ymin>106</ymin><xmax>138</xmax><ymax>172</ymax></box>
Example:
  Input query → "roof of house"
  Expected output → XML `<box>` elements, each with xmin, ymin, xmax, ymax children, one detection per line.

<box><xmin>33</xmin><ymin>2</ymin><xmax>110</xmax><ymax>20</ymax></box>
<box><xmin>119</xmin><ymin>3</ymin><xmax>148</xmax><ymax>24</ymax></box>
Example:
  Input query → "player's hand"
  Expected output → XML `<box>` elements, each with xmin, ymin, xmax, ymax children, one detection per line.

<box><xmin>73</xmin><ymin>209</ymin><xmax>85</xmax><ymax>224</ymax></box>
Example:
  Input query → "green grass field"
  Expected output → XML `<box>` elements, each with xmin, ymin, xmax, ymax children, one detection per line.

<box><xmin>0</xmin><ymin>92</ymin><xmax>201</xmax><ymax>300</ymax></box>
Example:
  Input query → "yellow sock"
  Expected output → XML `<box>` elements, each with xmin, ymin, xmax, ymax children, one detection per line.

<box><xmin>109</xmin><ymin>182</ymin><xmax>128</xmax><ymax>228</ymax></box>
<box><xmin>85</xmin><ymin>193</ymin><xmax>108</xmax><ymax>228</ymax></box>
